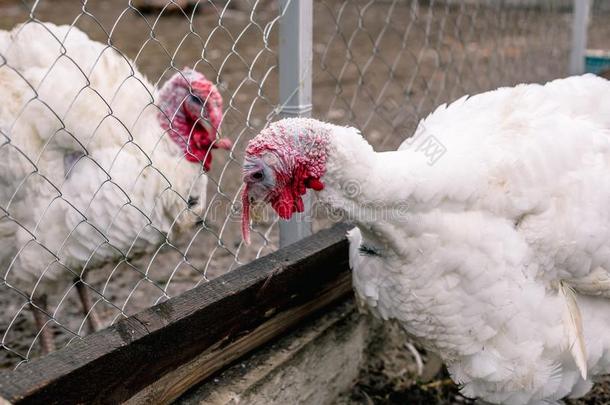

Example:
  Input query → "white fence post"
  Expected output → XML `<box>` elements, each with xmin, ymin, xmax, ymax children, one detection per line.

<box><xmin>278</xmin><ymin>0</ymin><xmax>314</xmax><ymax>247</ymax></box>
<box><xmin>569</xmin><ymin>0</ymin><xmax>591</xmax><ymax>75</ymax></box>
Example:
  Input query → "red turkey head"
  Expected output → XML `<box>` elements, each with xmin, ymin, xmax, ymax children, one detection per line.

<box><xmin>158</xmin><ymin>68</ymin><xmax>231</xmax><ymax>171</ymax></box>
<box><xmin>241</xmin><ymin>118</ymin><xmax>329</xmax><ymax>244</ymax></box>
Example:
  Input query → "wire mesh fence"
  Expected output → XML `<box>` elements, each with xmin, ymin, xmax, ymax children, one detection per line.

<box><xmin>0</xmin><ymin>0</ymin><xmax>282</xmax><ymax>368</ymax></box>
<box><xmin>0</xmin><ymin>0</ymin><xmax>598</xmax><ymax>371</ymax></box>
<box><xmin>313</xmin><ymin>0</ymin><xmax>572</xmax><ymax>152</ymax></box>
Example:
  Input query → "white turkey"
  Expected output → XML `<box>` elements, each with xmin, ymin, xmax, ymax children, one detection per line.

<box><xmin>241</xmin><ymin>75</ymin><xmax>610</xmax><ymax>404</ymax></box>
<box><xmin>0</xmin><ymin>22</ymin><xmax>231</xmax><ymax>354</ymax></box>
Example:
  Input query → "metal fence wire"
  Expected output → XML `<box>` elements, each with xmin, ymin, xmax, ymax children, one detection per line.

<box><xmin>0</xmin><ymin>0</ymin><xmax>595</xmax><ymax>369</ymax></box>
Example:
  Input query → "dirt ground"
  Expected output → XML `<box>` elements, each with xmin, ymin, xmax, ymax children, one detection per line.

<box><xmin>0</xmin><ymin>0</ymin><xmax>609</xmax><ymax>401</ymax></box>
<box><xmin>335</xmin><ymin>322</ymin><xmax>610</xmax><ymax>405</ymax></box>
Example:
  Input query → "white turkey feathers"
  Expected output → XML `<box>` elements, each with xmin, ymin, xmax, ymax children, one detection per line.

<box><xmin>241</xmin><ymin>75</ymin><xmax>610</xmax><ymax>404</ymax></box>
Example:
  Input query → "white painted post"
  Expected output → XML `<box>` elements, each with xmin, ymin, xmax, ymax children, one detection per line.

<box><xmin>278</xmin><ymin>0</ymin><xmax>313</xmax><ymax>247</ymax></box>
<box><xmin>569</xmin><ymin>0</ymin><xmax>591</xmax><ymax>75</ymax></box>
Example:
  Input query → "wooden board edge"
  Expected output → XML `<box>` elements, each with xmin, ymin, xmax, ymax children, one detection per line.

<box><xmin>0</xmin><ymin>223</ymin><xmax>353</xmax><ymax>404</ymax></box>
<box><xmin>126</xmin><ymin>273</ymin><xmax>353</xmax><ymax>404</ymax></box>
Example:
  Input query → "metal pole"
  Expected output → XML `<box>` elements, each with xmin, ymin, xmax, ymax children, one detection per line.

<box><xmin>569</xmin><ymin>0</ymin><xmax>591</xmax><ymax>75</ymax></box>
<box><xmin>278</xmin><ymin>0</ymin><xmax>313</xmax><ymax>247</ymax></box>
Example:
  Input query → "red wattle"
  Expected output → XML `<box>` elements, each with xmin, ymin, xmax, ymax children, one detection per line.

<box><xmin>272</xmin><ymin>187</ymin><xmax>295</xmax><ymax>219</ymax></box>
<box><xmin>295</xmin><ymin>196</ymin><xmax>304</xmax><ymax>213</ymax></box>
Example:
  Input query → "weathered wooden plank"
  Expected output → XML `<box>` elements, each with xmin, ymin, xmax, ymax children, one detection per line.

<box><xmin>0</xmin><ymin>223</ymin><xmax>352</xmax><ymax>405</ymax></box>
<box><xmin>126</xmin><ymin>272</ymin><xmax>353</xmax><ymax>404</ymax></box>
<box><xmin>176</xmin><ymin>298</ymin><xmax>363</xmax><ymax>405</ymax></box>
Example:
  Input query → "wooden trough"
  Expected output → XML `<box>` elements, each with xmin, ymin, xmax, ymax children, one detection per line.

<box><xmin>0</xmin><ymin>224</ymin><xmax>353</xmax><ymax>405</ymax></box>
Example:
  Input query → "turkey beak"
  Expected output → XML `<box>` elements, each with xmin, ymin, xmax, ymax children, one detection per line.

<box><xmin>242</xmin><ymin>157</ymin><xmax>272</xmax><ymax>244</ymax></box>
<box><xmin>214</xmin><ymin>137</ymin><xmax>233</xmax><ymax>150</ymax></box>
<box><xmin>200</xmin><ymin>118</ymin><xmax>213</xmax><ymax>134</ymax></box>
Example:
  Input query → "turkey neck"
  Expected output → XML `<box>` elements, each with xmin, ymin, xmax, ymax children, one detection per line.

<box><xmin>318</xmin><ymin>125</ymin><xmax>433</xmax><ymax>235</ymax></box>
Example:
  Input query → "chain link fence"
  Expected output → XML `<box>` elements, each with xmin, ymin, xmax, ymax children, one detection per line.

<box><xmin>0</xmin><ymin>0</ymin><xmax>282</xmax><ymax>368</ymax></box>
<box><xmin>313</xmin><ymin>0</ymin><xmax>573</xmax><ymax>152</ymax></box>
<box><xmin>0</xmin><ymin>0</ymin><xmax>598</xmax><ymax>370</ymax></box>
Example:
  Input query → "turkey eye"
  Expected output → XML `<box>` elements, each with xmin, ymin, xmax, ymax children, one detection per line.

<box><xmin>187</xmin><ymin>196</ymin><xmax>199</xmax><ymax>208</ymax></box>
<box><xmin>189</xmin><ymin>94</ymin><xmax>203</xmax><ymax>105</ymax></box>
<box><xmin>252</xmin><ymin>171</ymin><xmax>264</xmax><ymax>181</ymax></box>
